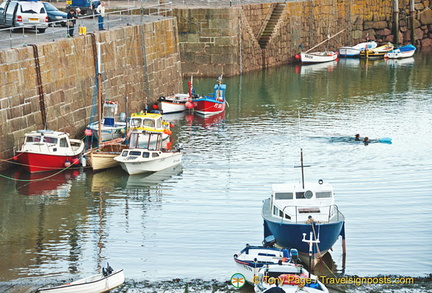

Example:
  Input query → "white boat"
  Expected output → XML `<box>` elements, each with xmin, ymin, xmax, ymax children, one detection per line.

<box><xmin>86</xmin><ymin>100</ymin><xmax>127</xmax><ymax>142</ymax></box>
<box><xmin>234</xmin><ymin>237</ymin><xmax>302</xmax><ymax>284</ymax></box>
<box><xmin>384</xmin><ymin>44</ymin><xmax>416</xmax><ymax>59</ymax></box>
<box><xmin>37</xmin><ymin>265</ymin><xmax>124</xmax><ymax>293</ymax></box>
<box><xmin>156</xmin><ymin>76</ymin><xmax>196</xmax><ymax>114</ymax></box>
<box><xmin>338</xmin><ymin>41</ymin><xmax>377</xmax><ymax>57</ymax></box>
<box><xmin>157</xmin><ymin>93</ymin><xmax>194</xmax><ymax>114</ymax></box>
<box><xmin>15</xmin><ymin>130</ymin><xmax>85</xmax><ymax>173</ymax></box>
<box><xmin>253</xmin><ymin>263</ymin><xmax>328</xmax><ymax>293</ymax></box>
<box><xmin>114</xmin><ymin>131</ymin><xmax>182</xmax><ymax>175</ymax></box>
<box><xmin>299</xmin><ymin>51</ymin><xmax>338</xmax><ymax>63</ymax></box>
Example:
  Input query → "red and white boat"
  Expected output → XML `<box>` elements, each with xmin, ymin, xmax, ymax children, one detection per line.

<box><xmin>193</xmin><ymin>75</ymin><xmax>226</xmax><ymax>116</ymax></box>
<box><xmin>156</xmin><ymin>77</ymin><xmax>195</xmax><ymax>114</ymax></box>
<box><xmin>15</xmin><ymin>130</ymin><xmax>85</xmax><ymax>173</ymax></box>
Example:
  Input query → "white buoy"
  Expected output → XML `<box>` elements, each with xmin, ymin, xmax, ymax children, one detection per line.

<box><xmin>80</xmin><ymin>155</ymin><xmax>87</xmax><ymax>167</ymax></box>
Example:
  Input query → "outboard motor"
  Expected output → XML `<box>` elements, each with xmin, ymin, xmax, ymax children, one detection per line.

<box><xmin>262</xmin><ymin>235</ymin><xmax>276</xmax><ymax>248</ymax></box>
<box><xmin>289</xmin><ymin>248</ymin><xmax>302</xmax><ymax>264</ymax></box>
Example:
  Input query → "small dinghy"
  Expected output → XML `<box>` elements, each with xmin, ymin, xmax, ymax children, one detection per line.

<box><xmin>254</xmin><ymin>262</ymin><xmax>329</xmax><ymax>293</ymax></box>
<box><xmin>234</xmin><ymin>236</ymin><xmax>304</xmax><ymax>284</ymax></box>
<box><xmin>37</xmin><ymin>263</ymin><xmax>125</xmax><ymax>293</ymax></box>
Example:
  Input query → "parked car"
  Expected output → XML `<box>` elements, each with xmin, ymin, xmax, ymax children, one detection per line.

<box><xmin>42</xmin><ymin>2</ymin><xmax>66</xmax><ymax>27</ymax></box>
<box><xmin>0</xmin><ymin>0</ymin><xmax>48</xmax><ymax>33</ymax></box>
<box><xmin>66</xmin><ymin>0</ymin><xmax>92</xmax><ymax>15</ymax></box>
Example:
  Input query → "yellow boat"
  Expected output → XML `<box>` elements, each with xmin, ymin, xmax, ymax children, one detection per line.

<box><xmin>129</xmin><ymin>112</ymin><xmax>172</xmax><ymax>138</ymax></box>
<box><xmin>360</xmin><ymin>42</ymin><xmax>394</xmax><ymax>59</ymax></box>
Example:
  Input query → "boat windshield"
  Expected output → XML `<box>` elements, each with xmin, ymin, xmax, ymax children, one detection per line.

<box><xmin>316</xmin><ymin>192</ymin><xmax>332</xmax><ymax>198</ymax></box>
<box><xmin>143</xmin><ymin>119</ymin><xmax>155</xmax><ymax>128</ymax></box>
<box><xmin>275</xmin><ymin>192</ymin><xmax>293</xmax><ymax>200</ymax></box>
<box><xmin>130</xmin><ymin>118</ymin><xmax>142</xmax><ymax>128</ymax></box>
<box><xmin>25</xmin><ymin>136</ymin><xmax>58</xmax><ymax>144</ymax></box>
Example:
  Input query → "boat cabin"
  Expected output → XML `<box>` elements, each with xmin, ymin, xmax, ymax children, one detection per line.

<box><xmin>269</xmin><ymin>180</ymin><xmax>338</xmax><ymax>224</ymax></box>
<box><xmin>128</xmin><ymin>131</ymin><xmax>163</xmax><ymax>150</ymax></box>
<box><xmin>102</xmin><ymin>101</ymin><xmax>118</xmax><ymax>126</ymax></box>
<box><xmin>129</xmin><ymin>112</ymin><xmax>165</xmax><ymax>130</ymax></box>
<box><xmin>20</xmin><ymin>130</ymin><xmax>83</xmax><ymax>154</ymax></box>
<box><xmin>119</xmin><ymin>131</ymin><xmax>164</xmax><ymax>161</ymax></box>
<box><xmin>205</xmin><ymin>84</ymin><xmax>226</xmax><ymax>101</ymax></box>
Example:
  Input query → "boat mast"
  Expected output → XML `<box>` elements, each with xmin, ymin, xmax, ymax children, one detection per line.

<box><xmin>97</xmin><ymin>43</ymin><xmax>102</xmax><ymax>145</ymax></box>
<box><xmin>300</xmin><ymin>148</ymin><xmax>305</xmax><ymax>189</ymax></box>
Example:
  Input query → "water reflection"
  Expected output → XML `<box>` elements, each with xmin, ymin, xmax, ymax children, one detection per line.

<box><xmin>125</xmin><ymin>165</ymin><xmax>183</xmax><ymax>188</ymax></box>
<box><xmin>385</xmin><ymin>57</ymin><xmax>415</xmax><ymax>67</ymax></box>
<box><xmin>295</xmin><ymin>60</ymin><xmax>338</xmax><ymax>75</ymax></box>
<box><xmin>14</xmin><ymin>169</ymin><xmax>82</xmax><ymax>197</ymax></box>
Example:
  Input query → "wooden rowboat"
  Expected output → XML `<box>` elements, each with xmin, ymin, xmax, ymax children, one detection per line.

<box><xmin>37</xmin><ymin>268</ymin><xmax>124</xmax><ymax>293</ymax></box>
<box><xmin>299</xmin><ymin>51</ymin><xmax>338</xmax><ymax>63</ymax></box>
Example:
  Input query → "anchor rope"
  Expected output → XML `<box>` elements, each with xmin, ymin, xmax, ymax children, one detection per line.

<box><xmin>311</xmin><ymin>223</ymin><xmax>339</xmax><ymax>279</ymax></box>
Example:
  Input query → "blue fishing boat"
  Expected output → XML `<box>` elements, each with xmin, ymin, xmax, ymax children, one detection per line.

<box><xmin>262</xmin><ymin>150</ymin><xmax>345</xmax><ymax>267</ymax></box>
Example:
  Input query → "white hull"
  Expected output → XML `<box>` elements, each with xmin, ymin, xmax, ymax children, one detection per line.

<box><xmin>38</xmin><ymin>270</ymin><xmax>124</xmax><ymax>293</ymax></box>
<box><xmin>385</xmin><ymin>50</ymin><xmax>415</xmax><ymax>59</ymax></box>
<box><xmin>117</xmin><ymin>152</ymin><xmax>182</xmax><ymax>175</ymax></box>
<box><xmin>160</xmin><ymin>100</ymin><xmax>188</xmax><ymax>114</ymax></box>
<box><xmin>234</xmin><ymin>262</ymin><xmax>259</xmax><ymax>285</ymax></box>
<box><xmin>300</xmin><ymin>52</ymin><xmax>338</xmax><ymax>63</ymax></box>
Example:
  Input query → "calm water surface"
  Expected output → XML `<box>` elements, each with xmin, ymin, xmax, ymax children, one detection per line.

<box><xmin>0</xmin><ymin>50</ymin><xmax>431</xmax><ymax>288</ymax></box>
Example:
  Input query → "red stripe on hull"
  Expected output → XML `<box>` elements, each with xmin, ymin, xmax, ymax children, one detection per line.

<box><xmin>193</xmin><ymin>100</ymin><xmax>225</xmax><ymax>115</ymax></box>
<box><xmin>17</xmin><ymin>152</ymin><xmax>80</xmax><ymax>173</ymax></box>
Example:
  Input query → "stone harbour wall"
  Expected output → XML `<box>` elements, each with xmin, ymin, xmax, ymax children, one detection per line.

<box><xmin>172</xmin><ymin>0</ymin><xmax>432</xmax><ymax>76</ymax></box>
<box><xmin>0</xmin><ymin>18</ymin><xmax>182</xmax><ymax>169</ymax></box>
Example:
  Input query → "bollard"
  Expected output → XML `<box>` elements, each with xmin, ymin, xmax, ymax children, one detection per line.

<box><xmin>79</xmin><ymin>26</ymin><xmax>87</xmax><ymax>36</ymax></box>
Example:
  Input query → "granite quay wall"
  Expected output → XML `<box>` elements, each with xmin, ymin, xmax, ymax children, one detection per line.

<box><xmin>172</xmin><ymin>0</ymin><xmax>432</xmax><ymax>76</ymax></box>
<box><xmin>0</xmin><ymin>18</ymin><xmax>182</xmax><ymax>170</ymax></box>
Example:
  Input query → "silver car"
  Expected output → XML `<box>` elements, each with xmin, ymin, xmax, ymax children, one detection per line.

<box><xmin>0</xmin><ymin>0</ymin><xmax>48</xmax><ymax>33</ymax></box>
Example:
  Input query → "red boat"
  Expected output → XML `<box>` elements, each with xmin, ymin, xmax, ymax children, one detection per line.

<box><xmin>15</xmin><ymin>130</ymin><xmax>85</xmax><ymax>173</ymax></box>
<box><xmin>193</xmin><ymin>75</ymin><xmax>227</xmax><ymax>116</ymax></box>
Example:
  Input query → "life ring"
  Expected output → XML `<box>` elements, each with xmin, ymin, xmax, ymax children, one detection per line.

<box><xmin>279</xmin><ymin>274</ymin><xmax>300</xmax><ymax>285</ymax></box>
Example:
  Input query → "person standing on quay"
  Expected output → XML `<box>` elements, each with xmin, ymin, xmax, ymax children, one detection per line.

<box><xmin>66</xmin><ymin>8</ymin><xmax>78</xmax><ymax>37</ymax></box>
<box><xmin>96</xmin><ymin>1</ymin><xmax>106</xmax><ymax>30</ymax></box>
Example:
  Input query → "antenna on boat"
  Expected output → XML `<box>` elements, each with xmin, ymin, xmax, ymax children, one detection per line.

<box><xmin>295</xmin><ymin>111</ymin><xmax>310</xmax><ymax>189</ymax></box>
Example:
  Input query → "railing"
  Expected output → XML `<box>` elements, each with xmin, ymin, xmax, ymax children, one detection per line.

<box><xmin>263</xmin><ymin>199</ymin><xmax>345</xmax><ymax>224</ymax></box>
<box><xmin>0</xmin><ymin>2</ymin><xmax>173</xmax><ymax>51</ymax></box>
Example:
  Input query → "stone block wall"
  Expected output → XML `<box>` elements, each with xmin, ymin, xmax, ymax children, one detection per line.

<box><xmin>173</xmin><ymin>0</ymin><xmax>432</xmax><ymax>76</ymax></box>
<box><xmin>0</xmin><ymin>18</ymin><xmax>182</xmax><ymax>170</ymax></box>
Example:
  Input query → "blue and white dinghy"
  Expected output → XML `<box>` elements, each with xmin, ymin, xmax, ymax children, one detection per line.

<box><xmin>234</xmin><ymin>236</ymin><xmax>304</xmax><ymax>284</ymax></box>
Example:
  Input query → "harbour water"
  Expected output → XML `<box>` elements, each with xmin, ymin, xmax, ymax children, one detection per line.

<box><xmin>0</xmin><ymin>50</ymin><xmax>431</xmax><ymax>291</ymax></box>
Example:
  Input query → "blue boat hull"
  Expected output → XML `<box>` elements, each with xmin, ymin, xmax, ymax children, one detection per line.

<box><xmin>263</xmin><ymin>219</ymin><xmax>344</xmax><ymax>257</ymax></box>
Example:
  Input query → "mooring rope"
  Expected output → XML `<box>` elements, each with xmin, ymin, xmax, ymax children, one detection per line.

<box><xmin>0</xmin><ymin>162</ymin><xmax>80</xmax><ymax>182</ymax></box>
